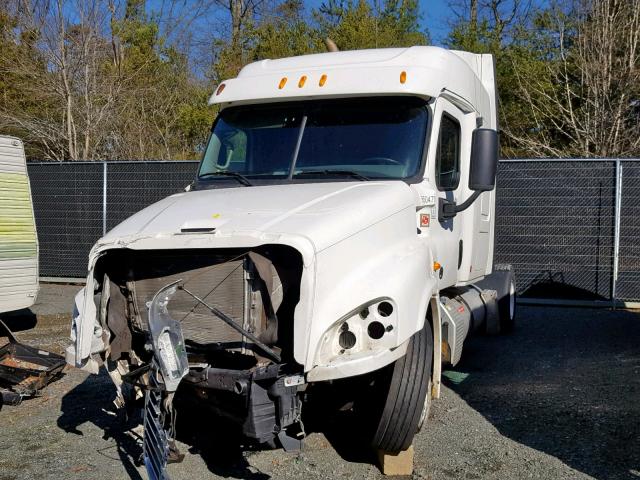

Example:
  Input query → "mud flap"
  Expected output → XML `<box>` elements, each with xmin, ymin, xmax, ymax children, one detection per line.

<box><xmin>481</xmin><ymin>289</ymin><xmax>500</xmax><ymax>335</ymax></box>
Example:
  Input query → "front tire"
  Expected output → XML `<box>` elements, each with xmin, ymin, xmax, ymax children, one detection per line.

<box><xmin>369</xmin><ymin>322</ymin><xmax>433</xmax><ymax>453</ymax></box>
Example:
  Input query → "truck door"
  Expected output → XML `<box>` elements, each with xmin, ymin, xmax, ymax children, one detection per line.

<box><xmin>427</xmin><ymin>99</ymin><xmax>470</xmax><ymax>289</ymax></box>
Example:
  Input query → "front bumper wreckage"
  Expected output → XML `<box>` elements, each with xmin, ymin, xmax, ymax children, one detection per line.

<box><xmin>141</xmin><ymin>280</ymin><xmax>304</xmax><ymax>480</ymax></box>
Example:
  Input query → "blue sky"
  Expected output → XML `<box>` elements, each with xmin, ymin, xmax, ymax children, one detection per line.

<box><xmin>420</xmin><ymin>0</ymin><xmax>452</xmax><ymax>44</ymax></box>
<box><xmin>144</xmin><ymin>0</ymin><xmax>455</xmax><ymax>47</ymax></box>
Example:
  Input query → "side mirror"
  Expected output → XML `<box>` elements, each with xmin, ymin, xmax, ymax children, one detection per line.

<box><xmin>439</xmin><ymin>128</ymin><xmax>499</xmax><ymax>221</ymax></box>
<box><xmin>469</xmin><ymin>128</ymin><xmax>499</xmax><ymax>191</ymax></box>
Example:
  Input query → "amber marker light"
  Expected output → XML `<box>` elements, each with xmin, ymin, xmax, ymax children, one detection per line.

<box><xmin>215</xmin><ymin>83</ymin><xmax>226</xmax><ymax>95</ymax></box>
<box><xmin>433</xmin><ymin>261</ymin><xmax>441</xmax><ymax>271</ymax></box>
<box><xmin>400</xmin><ymin>71</ymin><xmax>407</xmax><ymax>84</ymax></box>
<box><xmin>298</xmin><ymin>75</ymin><xmax>307</xmax><ymax>88</ymax></box>
<box><xmin>319</xmin><ymin>74</ymin><xmax>327</xmax><ymax>87</ymax></box>
<box><xmin>278</xmin><ymin>77</ymin><xmax>288</xmax><ymax>89</ymax></box>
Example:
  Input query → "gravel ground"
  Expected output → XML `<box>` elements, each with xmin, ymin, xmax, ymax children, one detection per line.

<box><xmin>0</xmin><ymin>283</ymin><xmax>638</xmax><ymax>480</ymax></box>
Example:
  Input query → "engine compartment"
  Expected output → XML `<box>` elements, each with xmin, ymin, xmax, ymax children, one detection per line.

<box><xmin>89</xmin><ymin>245</ymin><xmax>305</xmax><ymax>446</ymax></box>
<box><xmin>93</xmin><ymin>246</ymin><xmax>302</xmax><ymax>362</ymax></box>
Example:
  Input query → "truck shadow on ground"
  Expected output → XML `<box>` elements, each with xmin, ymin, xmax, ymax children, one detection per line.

<box><xmin>0</xmin><ymin>308</ymin><xmax>37</xmax><ymax>332</ymax></box>
<box><xmin>55</xmin><ymin>372</ymin><xmax>377</xmax><ymax>479</ymax></box>
<box><xmin>57</xmin><ymin>372</ymin><xmax>271</xmax><ymax>479</ymax></box>
<box><xmin>172</xmin><ymin>399</ymin><xmax>272</xmax><ymax>479</ymax></box>
<box><xmin>444</xmin><ymin>305</ymin><xmax>640</xmax><ymax>480</ymax></box>
<box><xmin>301</xmin><ymin>397</ymin><xmax>380</xmax><ymax>467</ymax></box>
<box><xmin>57</xmin><ymin>372</ymin><xmax>145</xmax><ymax>480</ymax></box>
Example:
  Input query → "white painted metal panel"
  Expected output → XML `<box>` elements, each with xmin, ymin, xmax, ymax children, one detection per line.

<box><xmin>0</xmin><ymin>136</ymin><xmax>39</xmax><ymax>313</ymax></box>
<box><xmin>210</xmin><ymin>46</ymin><xmax>491</xmax><ymax>123</ymax></box>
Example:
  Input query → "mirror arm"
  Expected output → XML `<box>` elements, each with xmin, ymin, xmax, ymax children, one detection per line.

<box><xmin>438</xmin><ymin>190</ymin><xmax>482</xmax><ymax>221</ymax></box>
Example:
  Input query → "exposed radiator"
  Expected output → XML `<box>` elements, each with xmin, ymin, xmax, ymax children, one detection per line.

<box><xmin>125</xmin><ymin>251</ymin><xmax>281</xmax><ymax>349</ymax></box>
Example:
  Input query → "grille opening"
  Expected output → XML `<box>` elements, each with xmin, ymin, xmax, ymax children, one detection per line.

<box><xmin>94</xmin><ymin>245</ymin><xmax>303</xmax><ymax>366</ymax></box>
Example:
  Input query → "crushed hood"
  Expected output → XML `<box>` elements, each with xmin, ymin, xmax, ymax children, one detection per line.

<box><xmin>104</xmin><ymin>181</ymin><xmax>416</xmax><ymax>253</ymax></box>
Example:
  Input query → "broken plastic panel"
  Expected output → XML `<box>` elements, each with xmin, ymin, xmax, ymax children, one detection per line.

<box><xmin>0</xmin><ymin>319</ymin><xmax>65</xmax><ymax>408</ymax></box>
<box><xmin>147</xmin><ymin>281</ymin><xmax>189</xmax><ymax>392</ymax></box>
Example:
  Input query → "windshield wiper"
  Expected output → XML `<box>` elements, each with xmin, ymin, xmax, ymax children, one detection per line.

<box><xmin>294</xmin><ymin>170</ymin><xmax>370</xmax><ymax>181</ymax></box>
<box><xmin>199</xmin><ymin>171</ymin><xmax>253</xmax><ymax>186</ymax></box>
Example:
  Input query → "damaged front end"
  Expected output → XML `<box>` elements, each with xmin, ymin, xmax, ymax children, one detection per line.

<box><xmin>68</xmin><ymin>246</ymin><xmax>306</xmax><ymax>476</ymax></box>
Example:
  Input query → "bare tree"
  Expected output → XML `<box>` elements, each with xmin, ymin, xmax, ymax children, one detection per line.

<box><xmin>447</xmin><ymin>0</ymin><xmax>532</xmax><ymax>41</ymax></box>
<box><xmin>507</xmin><ymin>0</ymin><xmax>640</xmax><ymax>157</ymax></box>
<box><xmin>212</xmin><ymin>0</ymin><xmax>268</xmax><ymax>48</ymax></box>
<box><xmin>0</xmin><ymin>0</ymin><xmax>122</xmax><ymax>160</ymax></box>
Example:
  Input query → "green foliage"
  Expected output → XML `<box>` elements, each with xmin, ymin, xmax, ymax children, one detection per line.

<box><xmin>0</xmin><ymin>6</ymin><xmax>60</xmax><ymax>158</ymax></box>
<box><xmin>446</xmin><ymin>1</ymin><xmax>640</xmax><ymax>158</ymax></box>
<box><xmin>211</xmin><ymin>0</ymin><xmax>320</xmax><ymax>83</ymax></box>
<box><xmin>0</xmin><ymin>0</ymin><xmax>214</xmax><ymax>160</ymax></box>
<box><xmin>211</xmin><ymin>0</ymin><xmax>428</xmax><ymax>83</ymax></box>
<box><xmin>446</xmin><ymin>9</ymin><xmax>526</xmax><ymax>156</ymax></box>
<box><xmin>315</xmin><ymin>0</ymin><xmax>428</xmax><ymax>50</ymax></box>
<box><xmin>499</xmin><ymin>7</ymin><xmax>579</xmax><ymax>157</ymax></box>
<box><xmin>252</xmin><ymin>2</ymin><xmax>321</xmax><ymax>61</ymax></box>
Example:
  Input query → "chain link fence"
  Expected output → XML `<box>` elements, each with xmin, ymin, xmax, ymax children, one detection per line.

<box><xmin>617</xmin><ymin>162</ymin><xmax>640</xmax><ymax>301</ymax></box>
<box><xmin>494</xmin><ymin>159</ymin><xmax>639</xmax><ymax>302</ymax></box>
<box><xmin>29</xmin><ymin>163</ymin><xmax>105</xmax><ymax>278</ymax></box>
<box><xmin>27</xmin><ymin>159</ymin><xmax>640</xmax><ymax>302</ymax></box>
<box><xmin>28</xmin><ymin>161</ymin><xmax>198</xmax><ymax>278</ymax></box>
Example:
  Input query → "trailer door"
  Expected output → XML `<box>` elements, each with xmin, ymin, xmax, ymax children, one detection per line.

<box><xmin>0</xmin><ymin>136</ymin><xmax>38</xmax><ymax>313</ymax></box>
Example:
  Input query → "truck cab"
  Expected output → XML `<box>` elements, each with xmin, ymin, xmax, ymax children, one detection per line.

<box><xmin>67</xmin><ymin>46</ymin><xmax>515</xmax><ymax>475</ymax></box>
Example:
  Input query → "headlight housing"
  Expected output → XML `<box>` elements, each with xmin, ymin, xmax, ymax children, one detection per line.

<box><xmin>315</xmin><ymin>298</ymin><xmax>399</xmax><ymax>366</ymax></box>
<box><xmin>147</xmin><ymin>281</ymin><xmax>189</xmax><ymax>391</ymax></box>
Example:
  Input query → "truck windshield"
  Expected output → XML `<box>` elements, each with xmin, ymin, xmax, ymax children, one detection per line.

<box><xmin>198</xmin><ymin>97</ymin><xmax>428</xmax><ymax>182</ymax></box>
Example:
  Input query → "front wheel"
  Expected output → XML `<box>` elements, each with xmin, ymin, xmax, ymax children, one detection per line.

<box><xmin>366</xmin><ymin>322</ymin><xmax>433</xmax><ymax>453</ymax></box>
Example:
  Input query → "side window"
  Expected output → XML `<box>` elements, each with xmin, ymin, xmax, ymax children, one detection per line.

<box><xmin>436</xmin><ymin>114</ymin><xmax>461</xmax><ymax>190</ymax></box>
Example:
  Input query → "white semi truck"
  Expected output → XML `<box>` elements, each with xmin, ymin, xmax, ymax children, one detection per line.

<box><xmin>66</xmin><ymin>46</ymin><xmax>516</xmax><ymax>476</ymax></box>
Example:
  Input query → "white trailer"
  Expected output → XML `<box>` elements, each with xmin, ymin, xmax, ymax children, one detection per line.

<box><xmin>66</xmin><ymin>46</ymin><xmax>515</xmax><ymax>474</ymax></box>
<box><xmin>0</xmin><ymin>136</ymin><xmax>38</xmax><ymax>313</ymax></box>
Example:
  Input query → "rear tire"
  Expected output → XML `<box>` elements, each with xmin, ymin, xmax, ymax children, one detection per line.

<box><xmin>369</xmin><ymin>322</ymin><xmax>433</xmax><ymax>453</ymax></box>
